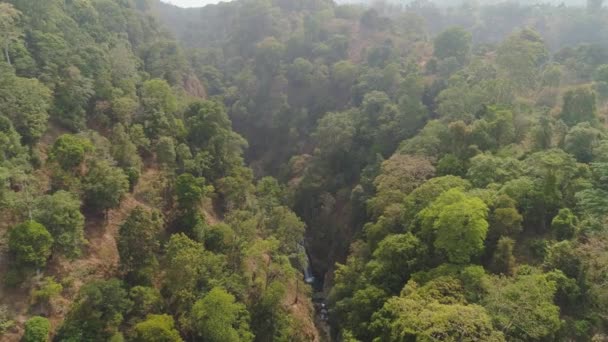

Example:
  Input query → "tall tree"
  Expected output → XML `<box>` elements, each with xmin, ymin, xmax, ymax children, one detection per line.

<box><xmin>118</xmin><ymin>207</ymin><xmax>163</xmax><ymax>285</ymax></box>
<box><xmin>8</xmin><ymin>221</ymin><xmax>53</xmax><ymax>269</ymax></box>
<box><xmin>418</xmin><ymin>189</ymin><xmax>489</xmax><ymax>264</ymax></box>
<box><xmin>191</xmin><ymin>287</ymin><xmax>253</xmax><ymax>342</ymax></box>
<box><xmin>560</xmin><ymin>87</ymin><xmax>597</xmax><ymax>126</ymax></box>
<box><xmin>83</xmin><ymin>160</ymin><xmax>129</xmax><ymax>212</ymax></box>
<box><xmin>133</xmin><ymin>314</ymin><xmax>183</xmax><ymax>342</ymax></box>
<box><xmin>34</xmin><ymin>191</ymin><xmax>85</xmax><ymax>258</ymax></box>
<box><xmin>0</xmin><ymin>4</ymin><xmax>22</xmax><ymax>66</ymax></box>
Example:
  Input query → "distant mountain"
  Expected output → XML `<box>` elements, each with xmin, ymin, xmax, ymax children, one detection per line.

<box><xmin>160</xmin><ymin>0</ymin><xmax>232</xmax><ymax>8</ymax></box>
<box><xmin>335</xmin><ymin>0</ymin><xmax>587</xmax><ymax>6</ymax></box>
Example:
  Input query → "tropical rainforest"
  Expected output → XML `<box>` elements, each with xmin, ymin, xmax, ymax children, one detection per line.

<box><xmin>1</xmin><ymin>0</ymin><xmax>608</xmax><ymax>341</ymax></box>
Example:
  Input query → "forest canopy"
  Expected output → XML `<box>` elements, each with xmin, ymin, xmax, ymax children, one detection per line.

<box><xmin>1</xmin><ymin>0</ymin><xmax>608</xmax><ymax>341</ymax></box>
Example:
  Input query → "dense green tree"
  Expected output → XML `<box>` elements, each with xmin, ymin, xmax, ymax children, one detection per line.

<box><xmin>8</xmin><ymin>221</ymin><xmax>53</xmax><ymax>269</ymax></box>
<box><xmin>371</xmin><ymin>278</ymin><xmax>504</xmax><ymax>342</ymax></box>
<box><xmin>184</xmin><ymin>101</ymin><xmax>246</xmax><ymax>179</ymax></box>
<box><xmin>0</xmin><ymin>3</ymin><xmax>22</xmax><ymax>66</ymax></box>
<box><xmin>22</xmin><ymin>316</ymin><xmax>50</xmax><ymax>342</ymax></box>
<box><xmin>56</xmin><ymin>279</ymin><xmax>132</xmax><ymax>342</ymax></box>
<box><xmin>52</xmin><ymin>66</ymin><xmax>94</xmax><ymax>131</ymax></box>
<box><xmin>141</xmin><ymin>79</ymin><xmax>177</xmax><ymax>115</ymax></box>
<box><xmin>496</xmin><ymin>29</ymin><xmax>548</xmax><ymax>91</ymax></box>
<box><xmin>83</xmin><ymin>160</ymin><xmax>129</xmax><ymax>211</ymax></box>
<box><xmin>0</xmin><ymin>62</ymin><xmax>51</xmax><ymax>143</ymax></box>
<box><xmin>433</xmin><ymin>27</ymin><xmax>471</xmax><ymax>64</ymax></box>
<box><xmin>175</xmin><ymin>173</ymin><xmax>206</xmax><ymax>211</ymax></box>
<box><xmin>313</xmin><ymin>111</ymin><xmax>356</xmax><ymax>157</ymax></box>
<box><xmin>367</xmin><ymin>233</ymin><xmax>427</xmax><ymax>293</ymax></box>
<box><xmin>489</xmin><ymin>195</ymin><xmax>523</xmax><ymax>239</ymax></box>
<box><xmin>436</xmin><ymin>154</ymin><xmax>466</xmax><ymax>177</ymax></box>
<box><xmin>4</xmin><ymin>1</ymin><xmax>608</xmax><ymax>340</ymax></box>
<box><xmin>564</xmin><ymin>122</ymin><xmax>602</xmax><ymax>163</ymax></box>
<box><xmin>129</xmin><ymin>286</ymin><xmax>163</xmax><ymax>319</ymax></box>
<box><xmin>111</xmin><ymin>96</ymin><xmax>139</xmax><ymax>125</ymax></box>
<box><xmin>418</xmin><ymin>189</ymin><xmax>489</xmax><ymax>263</ymax></box>
<box><xmin>118</xmin><ymin>207</ymin><xmax>163</xmax><ymax>284</ymax></box>
<box><xmin>368</xmin><ymin>154</ymin><xmax>435</xmax><ymax>217</ymax></box>
<box><xmin>140</xmin><ymin>79</ymin><xmax>178</xmax><ymax>138</ymax></box>
<box><xmin>49</xmin><ymin>134</ymin><xmax>93</xmax><ymax>171</ymax></box>
<box><xmin>551</xmin><ymin>208</ymin><xmax>577</xmax><ymax>240</ymax></box>
<box><xmin>164</xmin><ymin>234</ymin><xmax>227</xmax><ymax>311</ymax></box>
<box><xmin>466</xmin><ymin>154</ymin><xmax>524</xmax><ymax>188</ymax></box>
<box><xmin>333</xmin><ymin>284</ymin><xmax>388</xmax><ymax>340</ymax></box>
<box><xmin>560</xmin><ymin>87</ymin><xmax>598</xmax><ymax>126</ymax></box>
<box><xmin>34</xmin><ymin>190</ymin><xmax>85</xmax><ymax>258</ymax></box>
<box><xmin>491</xmin><ymin>237</ymin><xmax>516</xmax><ymax>275</ymax></box>
<box><xmin>156</xmin><ymin>136</ymin><xmax>176</xmax><ymax>167</ymax></box>
<box><xmin>264</xmin><ymin>206</ymin><xmax>305</xmax><ymax>255</ymax></box>
<box><xmin>483</xmin><ymin>271</ymin><xmax>561</xmax><ymax>340</ymax></box>
<box><xmin>0</xmin><ymin>115</ymin><xmax>27</xmax><ymax>166</ymax></box>
<box><xmin>133</xmin><ymin>314</ymin><xmax>183</xmax><ymax>342</ymax></box>
<box><xmin>544</xmin><ymin>241</ymin><xmax>582</xmax><ymax>279</ymax></box>
<box><xmin>191</xmin><ymin>287</ymin><xmax>253</xmax><ymax>342</ymax></box>
<box><xmin>110</xmin><ymin>124</ymin><xmax>142</xmax><ymax>170</ymax></box>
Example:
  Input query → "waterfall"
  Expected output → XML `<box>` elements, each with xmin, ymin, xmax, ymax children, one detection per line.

<box><xmin>298</xmin><ymin>242</ymin><xmax>315</xmax><ymax>284</ymax></box>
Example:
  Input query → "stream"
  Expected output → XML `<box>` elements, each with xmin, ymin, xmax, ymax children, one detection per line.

<box><xmin>300</xmin><ymin>242</ymin><xmax>331</xmax><ymax>341</ymax></box>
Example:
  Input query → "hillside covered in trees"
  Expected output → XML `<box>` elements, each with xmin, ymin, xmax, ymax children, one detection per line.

<box><xmin>1</xmin><ymin>0</ymin><xmax>608</xmax><ymax>341</ymax></box>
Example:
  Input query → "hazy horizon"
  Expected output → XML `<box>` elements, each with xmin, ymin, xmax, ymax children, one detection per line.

<box><xmin>161</xmin><ymin>0</ymin><xmax>231</xmax><ymax>7</ymax></box>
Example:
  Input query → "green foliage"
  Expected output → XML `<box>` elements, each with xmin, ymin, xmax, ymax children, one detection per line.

<box><xmin>313</xmin><ymin>111</ymin><xmax>356</xmax><ymax>157</ymax></box>
<box><xmin>496</xmin><ymin>29</ymin><xmax>548</xmax><ymax>91</ymax></box>
<box><xmin>49</xmin><ymin>134</ymin><xmax>93</xmax><ymax>171</ymax></box>
<box><xmin>433</xmin><ymin>27</ymin><xmax>472</xmax><ymax>64</ymax></box>
<box><xmin>191</xmin><ymin>287</ymin><xmax>253</xmax><ymax>342</ymax></box>
<box><xmin>551</xmin><ymin>208</ymin><xmax>577</xmax><ymax>240</ymax></box>
<box><xmin>334</xmin><ymin>284</ymin><xmax>388</xmax><ymax>340</ymax></box>
<box><xmin>156</xmin><ymin>136</ymin><xmax>176</xmax><ymax>167</ymax></box>
<box><xmin>164</xmin><ymin>234</ymin><xmax>227</xmax><ymax>311</ymax></box>
<box><xmin>184</xmin><ymin>101</ymin><xmax>246</xmax><ymax>179</ymax></box>
<box><xmin>8</xmin><ymin>221</ymin><xmax>53</xmax><ymax>269</ymax></box>
<box><xmin>489</xmin><ymin>195</ymin><xmax>523</xmax><ymax>239</ymax></box>
<box><xmin>564</xmin><ymin>122</ymin><xmax>602</xmax><ymax>163</ymax></box>
<box><xmin>371</xmin><ymin>278</ymin><xmax>504</xmax><ymax>342</ymax></box>
<box><xmin>368</xmin><ymin>233</ymin><xmax>427</xmax><ymax>293</ymax></box>
<box><xmin>368</xmin><ymin>154</ymin><xmax>435</xmax><ymax>217</ymax></box>
<box><xmin>142</xmin><ymin>79</ymin><xmax>178</xmax><ymax>115</ymax></box>
<box><xmin>466</xmin><ymin>154</ymin><xmax>524</xmax><ymax>188</ymax></box>
<box><xmin>175</xmin><ymin>173</ymin><xmax>206</xmax><ymax>211</ymax></box>
<box><xmin>4</xmin><ymin>0</ymin><xmax>608</xmax><ymax>340</ymax></box>
<box><xmin>418</xmin><ymin>189</ymin><xmax>489</xmax><ymax>263</ymax></box>
<box><xmin>264</xmin><ymin>206</ymin><xmax>306</xmax><ymax>255</ymax></box>
<box><xmin>56</xmin><ymin>279</ymin><xmax>132</xmax><ymax>342</ymax></box>
<box><xmin>491</xmin><ymin>237</ymin><xmax>516</xmax><ymax>275</ymax></box>
<box><xmin>83</xmin><ymin>160</ymin><xmax>129</xmax><ymax>211</ymax></box>
<box><xmin>34</xmin><ymin>190</ymin><xmax>85</xmax><ymax>258</ymax></box>
<box><xmin>133</xmin><ymin>314</ymin><xmax>183</xmax><ymax>342</ymax></box>
<box><xmin>483</xmin><ymin>271</ymin><xmax>561</xmax><ymax>340</ymax></box>
<box><xmin>129</xmin><ymin>286</ymin><xmax>163</xmax><ymax>319</ymax></box>
<box><xmin>23</xmin><ymin>316</ymin><xmax>50</xmax><ymax>342</ymax></box>
<box><xmin>0</xmin><ymin>63</ymin><xmax>51</xmax><ymax>143</ymax></box>
<box><xmin>31</xmin><ymin>277</ymin><xmax>63</xmax><ymax>307</ymax></box>
<box><xmin>52</xmin><ymin>66</ymin><xmax>94</xmax><ymax>131</ymax></box>
<box><xmin>118</xmin><ymin>207</ymin><xmax>163</xmax><ymax>285</ymax></box>
<box><xmin>436</xmin><ymin>154</ymin><xmax>466</xmax><ymax>177</ymax></box>
<box><xmin>110</xmin><ymin>124</ymin><xmax>142</xmax><ymax>170</ymax></box>
<box><xmin>560</xmin><ymin>87</ymin><xmax>597</xmax><ymax>126</ymax></box>
<box><xmin>0</xmin><ymin>305</ymin><xmax>14</xmax><ymax>335</ymax></box>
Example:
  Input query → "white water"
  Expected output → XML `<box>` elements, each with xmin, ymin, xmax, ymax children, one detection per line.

<box><xmin>298</xmin><ymin>242</ymin><xmax>316</xmax><ymax>284</ymax></box>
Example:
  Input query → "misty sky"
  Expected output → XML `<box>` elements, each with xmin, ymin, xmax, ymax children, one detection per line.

<box><xmin>161</xmin><ymin>0</ymin><xmax>231</xmax><ymax>7</ymax></box>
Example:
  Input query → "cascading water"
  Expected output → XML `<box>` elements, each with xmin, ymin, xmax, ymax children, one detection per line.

<box><xmin>298</xmin><ymin>242</ymin><xmax>315</xmax><ymax>284</ymax></box>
